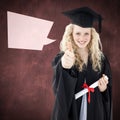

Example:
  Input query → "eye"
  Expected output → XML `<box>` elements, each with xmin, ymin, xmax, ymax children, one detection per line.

<box><xmin>84</xmin><ymin>32</ymin><xmax>90</xmax><ymax>36</ymax></box>
<box><xmin>76</xmin><ymin>32</ymin><xmax>81</xmax><ymax>35</ymax></box>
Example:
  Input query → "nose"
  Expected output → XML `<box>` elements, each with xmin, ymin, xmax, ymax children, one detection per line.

<box><xmin>78</xmin><ymin>35</ymin><xmax>84</xmax><ymax>41</ymax></box>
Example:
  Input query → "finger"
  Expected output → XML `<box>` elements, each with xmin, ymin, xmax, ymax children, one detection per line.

<box><xmin>103</xmin><ymin>74</ymin><xmax>108</xmax><ymax>80</ymax></box>
<box><xmin>64</xmin><ymin>53</ymin><xmax>74</xmax><ymax>63</ymax></box>
<box><xmin>64</xmin><ymin>57</ymin><xmax>73</xmax><ymax>64</ymax></box>
<box><xmin>99</xmin><ymin>78</ymin><xmax>106</xmax><ymax>86</ymax></box>
<box><xmin>100</xmin><ymin>78</ymin><xmax>108</xmax><ymax>87</ymax></box>
<box><xmin>101</xmin><ymin>79</ymin><xmax>106</xmax><ymax>86</ymax></box>
<box><xmin>98</xmin><ymin>78</ymin><xmax>102</xmax><ymax>86</ymax></box>
<box><xmin>102</xmin><ymin>74</ymin><xmax>109</xmax><ymax>84</ymax></box>
<box><xmin>99</xmin><ymin>79</ymin><xmax>103</xmax><ymax>86</ymax></box>
<box><xmin>104</xmin><ymin>78</ymin><xmax>108</xmax><ymax>84</ymax></box>
<box><xmin>64</xmin><ymin>59</ymin><xmax>73</xmax><ymax>68</ymax></box>
<box><xmin>66</xmin><ymin>50</ymin><xmax>74</xmax><ymax>58</ymax></box>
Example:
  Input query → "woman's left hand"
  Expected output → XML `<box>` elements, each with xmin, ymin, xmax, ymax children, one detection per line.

<box><xmin>98</xmin><ymin>74</ymin><xmax>109</xmax><ymax>92</ymax></box>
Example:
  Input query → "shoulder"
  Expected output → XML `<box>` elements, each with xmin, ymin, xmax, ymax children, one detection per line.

<box><xmin>52</xmin><ymin>52</ymin><xmax>64</xmax><ymax>66</ymax></box>
<box><xmin>101</xmin><ymin>54</ymin><xmax>110</xmax><ymax>65</ymax></box>
<box><xmin>101</xmin><ymin>54</ymin><xmax>111</xmax><ymax>73</ymax></box>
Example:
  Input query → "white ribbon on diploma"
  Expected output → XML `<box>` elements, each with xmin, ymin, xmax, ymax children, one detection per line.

<box><xmin>75</xmin><ymin>76</ymin><xmax>108</xmax><ymax>100</ymax></box>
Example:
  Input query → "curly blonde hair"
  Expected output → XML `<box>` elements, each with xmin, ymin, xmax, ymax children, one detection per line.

<box><xmin>60</xmin><ymin>24</ymin><xmax>104</xmax><ymax>71</ymax></box>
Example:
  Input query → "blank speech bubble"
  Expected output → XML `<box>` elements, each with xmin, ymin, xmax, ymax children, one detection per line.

<box><xmin>7</xmin><ymin>11</ymin><xmax>55</xmax><ymax>51</ymax></box>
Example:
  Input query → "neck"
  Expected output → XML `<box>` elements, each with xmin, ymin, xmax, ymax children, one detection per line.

<box><xmin>78</xmin><ymin>48</ymin><xmax>89</xmax><ymax>64</ymax></box>
<box><xmin>78</xmin><ymin>47</ymin><xmax>88</xmax><ymax>56</ymax></box>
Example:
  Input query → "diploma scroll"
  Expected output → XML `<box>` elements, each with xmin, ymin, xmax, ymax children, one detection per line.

<box><xmin>75</xmin><ymin>81</ymin><xmax>98</xmax><ymax>100</ymax></box>
<box><xmin>75</xmin><ymin>76</ymin><xmax>108</xmax><ymax>100</ymax></box>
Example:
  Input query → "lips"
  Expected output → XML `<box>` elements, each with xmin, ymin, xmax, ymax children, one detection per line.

<box><xmin>78</xmin><ymin>41</ymin><xmax>86</xmax><ymax>45</ymax></box>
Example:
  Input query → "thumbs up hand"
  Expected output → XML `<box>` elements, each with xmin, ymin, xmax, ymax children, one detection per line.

<box><xmin>61</xmin><ymin>42</ymin><xmax>75</xmax><ymax>69</ymax></box>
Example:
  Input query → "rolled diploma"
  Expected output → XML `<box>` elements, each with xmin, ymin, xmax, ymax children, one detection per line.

<box><xmin>75</xmin><ymin>81</ymin><xmax>98</xmax><ymax>100</ymax></box>
<box><xmin>75</xmin><ymin>76</ymin><xmax>108</xmax><ymax>100</ymax></box>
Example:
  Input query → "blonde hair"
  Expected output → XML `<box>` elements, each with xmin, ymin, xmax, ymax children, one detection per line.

<box><xmin>60</xmin><ymin>24</ymin><xmax>104</xmax><ymax>71</ymax></box>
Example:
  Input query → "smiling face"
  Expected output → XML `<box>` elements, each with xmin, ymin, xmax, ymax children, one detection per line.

<box><xmin>72</xmin><ymin>24</ymin><xmax>91</xmax><ymax>50</ymax></box>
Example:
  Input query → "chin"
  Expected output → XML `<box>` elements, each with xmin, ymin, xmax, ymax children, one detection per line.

<box><xmin>77</xmin><ymin>44</ymin><xmax>88</xmax><ymax>49</ymax></box>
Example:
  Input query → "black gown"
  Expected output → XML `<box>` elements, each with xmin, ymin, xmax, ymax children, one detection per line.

<box><xmin>51</xmin><ymin>52</ymin><xmax>112</xmax><ymax>120</ymax></box>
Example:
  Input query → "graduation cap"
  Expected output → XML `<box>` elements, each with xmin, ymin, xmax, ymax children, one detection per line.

<box><xmin>62</xmin><ymin>7</ymin><xmax>102</xmax><ymax>33</ymax></box>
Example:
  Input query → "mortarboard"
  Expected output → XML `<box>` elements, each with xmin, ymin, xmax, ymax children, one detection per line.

<box><xmin>62</xmin><ymin>7</ymin><xmax>103</xmax><ymax>32</ymax></box>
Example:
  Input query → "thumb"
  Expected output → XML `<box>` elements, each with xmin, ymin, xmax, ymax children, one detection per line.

<box><xmin>102</xmin><ymin>74</ymin><xmax>108</xmax><ymax>80</ymax></box>
<box><xmin>66</xmin><ymin>41</ymin><xmax>73</xmax><ymax>52</ymax></box>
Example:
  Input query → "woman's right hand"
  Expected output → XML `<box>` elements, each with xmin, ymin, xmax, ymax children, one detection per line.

<box><xmin>61</xmin><ymin>50</ymin><xmax>75</xmax><ymax>69</ymax></box>
<box><xmin>61</xmin><ymin>42</ymin><xmax>75</xmax><ymax>69</ymax></box>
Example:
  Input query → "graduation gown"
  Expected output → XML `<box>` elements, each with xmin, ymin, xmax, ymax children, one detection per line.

<box><xmin>51</xmin><ymin>52</ymin><xmax>112</xmax><ymax>120</ymax></box>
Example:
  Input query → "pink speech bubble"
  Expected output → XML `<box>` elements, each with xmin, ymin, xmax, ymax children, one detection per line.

<box><xmin>7</xmin><ymin>11</ymin><xmax>55</xmax><ymax>51</ymax></box>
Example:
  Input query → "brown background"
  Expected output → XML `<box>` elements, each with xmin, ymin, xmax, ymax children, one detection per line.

<box><xmin>0</xmin><ymin>0</ymin><xmax>120</xmax><ymax>120</ymax></box>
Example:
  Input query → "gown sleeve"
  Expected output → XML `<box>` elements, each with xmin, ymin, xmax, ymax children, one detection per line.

<box><xmin>101</xmin><ymin>55</ymin><xmax>112</xmax><ymax>120</ymax></box>
<box><xmin>51</xmin><ymin>52</ymin><xmax>78</xmax><ymax>120</ymax></box>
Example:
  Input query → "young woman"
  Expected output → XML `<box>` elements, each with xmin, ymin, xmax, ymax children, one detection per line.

<box><xmin>51</xmin><ymin>7</ymin><xmax>112</xmax><ymax>120</ymax></box>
